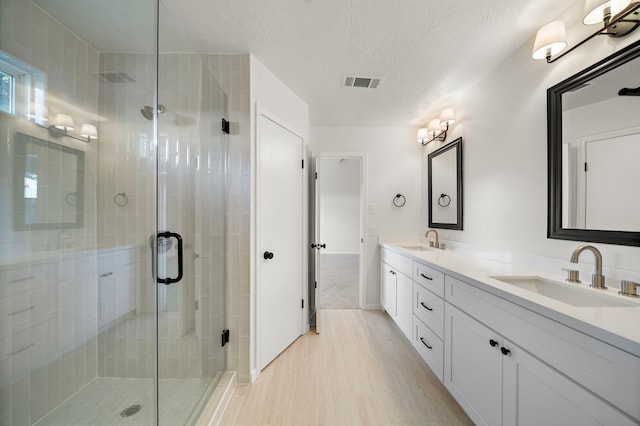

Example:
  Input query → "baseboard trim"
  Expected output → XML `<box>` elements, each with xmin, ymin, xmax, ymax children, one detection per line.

<box><xmin>250</xmin><ymin>368</ymin><xmax>260</xmax><ymax>383</ymax></box>
<box><xmin>195</xmin><ymin>371</ymin><xmax>237</xmax><ymax>426</ymax></box>
<box><xmin>363</xmin><ymin>304</ymin><xmax>382</xmax><ymax>310</ymax></box>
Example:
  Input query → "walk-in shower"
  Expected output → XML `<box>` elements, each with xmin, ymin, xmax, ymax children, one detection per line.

<box><xmin>0</xmin><ymin>0</ymin><xmax>229</xmax><ymax>424</ymax></box>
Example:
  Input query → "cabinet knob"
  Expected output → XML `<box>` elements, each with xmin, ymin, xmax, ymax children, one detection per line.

<box><xmin>263</xmin><ymin>251</ymin><xmax>274</xmax><ymax>260</ymax></box>
<box><xmin>489</xmin><ymin>339</ymin><xmax>499</xmax><ymax>347</ymax></box>
<box><xmin>500</xmin><ymin>347</ymin><xmax>511</xmax><ymax>356</ymax></box>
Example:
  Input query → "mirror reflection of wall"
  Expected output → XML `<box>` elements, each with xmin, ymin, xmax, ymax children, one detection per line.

<box><xmin>431</xmin><ymin>148</ymin><xmax>457</xmax><ymax>224</ymax></box>
<box><xmin>561</xmin><ymin>57</ymin><xmax>640</xmax><ymax>232</ymax></box>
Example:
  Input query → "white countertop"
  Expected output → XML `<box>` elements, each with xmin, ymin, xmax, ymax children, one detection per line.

<box><xmin>380</xmin><ymin>241</ymin><xmax>640</xmax><ymax>356</ymax></box>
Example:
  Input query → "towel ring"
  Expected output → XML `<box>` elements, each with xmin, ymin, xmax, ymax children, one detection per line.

<box><xmin>393</xmin><ymin>194</ymin><xmax>406</xmax><ymax>208</ymax></box>
<box><xmin>438</xmin><ymin>193</ymin><xmax>451</xmax><ymax>207</ymax></box>
<box><xmin>64</xmin><ymin>192</ymin><xmax>77</xmax><ymax>207</ymax></box>
<box><xmin>114</xmin><ymin>192</ymin><xmax>129</xmax><ymax>207</ymax></box>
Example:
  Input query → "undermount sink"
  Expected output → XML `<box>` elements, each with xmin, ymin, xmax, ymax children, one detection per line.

<box><xmin>490</xmin><ymin>276</ymin><xmax>638</xmax><ymax>308</ymax></box>
<box><xmin>399</xmin><ymin>245</ymin><xmax>432</xmax><ymax>251</ymax></box>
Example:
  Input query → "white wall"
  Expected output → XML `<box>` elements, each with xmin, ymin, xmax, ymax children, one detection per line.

<box><xmin>310</xmin><ymin>126</ymin><xmax>422</xmax><ymax>309</ymax></box>
<box><xmin>319</xmin><ymin>157</ymin><xmax>361</xmax><ymax>254</ymax></box>
<box><xmin>422</xmin><ymin>1</ymin><xmax>640</xmax><ymax>275</ymax></box>
<box><xmin>249</xmin><ymin>55</ymin><xmax>309</xmax><ymax>381</ymax></box>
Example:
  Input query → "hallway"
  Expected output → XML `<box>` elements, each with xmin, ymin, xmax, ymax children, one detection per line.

<box><xmin>220</xmin><ymin>309</ymin><xmax>472</xmax><ymax>425</ymax></box>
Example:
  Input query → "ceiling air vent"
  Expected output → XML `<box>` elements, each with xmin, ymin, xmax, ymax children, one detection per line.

<box><xmin>344</xmin><ymin>75</ymin><xmax>383</xmax><ymax>89</ymax></box>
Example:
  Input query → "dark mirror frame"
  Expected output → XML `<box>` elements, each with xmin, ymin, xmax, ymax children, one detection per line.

<box><xmin>547</xmin><ymin>39</ymin><xmax>640</xmax><ymax>247</ymax></box>
<box><xmin>428</xmin><ymin>137</ymin><xmax>463</xmax><ymax>230</ymax></box>
<box><xmin>13</xmin><ymin>132</ymin><xmax>85</xmax><ymax>231</ymax></box>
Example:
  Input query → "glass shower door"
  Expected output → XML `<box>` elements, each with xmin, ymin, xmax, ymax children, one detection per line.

<box><xmin>1</xmin><ymin>0</ymin><xmax>227</xmax><ymax>424</ymax></box>
<box><xmin>156</xmin><ymin>8</ymin><xmax>228</xmax><ymax>424</ymax></box>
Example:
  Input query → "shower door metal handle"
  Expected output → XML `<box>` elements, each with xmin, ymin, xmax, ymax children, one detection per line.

<box><xmin>157</xmin><ymin>232</ymin><xmax>183</xmax><ymax>285</ymax></box>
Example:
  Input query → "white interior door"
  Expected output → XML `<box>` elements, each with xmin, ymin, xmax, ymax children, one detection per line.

<box><xmin>316</xmin><ymin>155</ymin><xmax>363</xmax><ymax>309</ymax></box>
<box><xmin>257</xmin><ymin>112</ymin><xmax>304</xmax><ymax>370</ymax></box>
<box><xmin>584</xmin><ymin>132</ymin><xmax>640</xmax><ymax>231</ymax></box>
<box><xmin>309</xmin><ymin>155</ymin><xmax>320</xmax><ymax>332</ymax></box>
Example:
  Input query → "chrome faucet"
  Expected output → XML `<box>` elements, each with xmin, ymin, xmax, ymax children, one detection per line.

<box><xmin>569</xmin><ymin>245</ymin><xmax>607</xmax><ymax>289</ymax></box>
<box><xmin>425</xmin><ymin>229</ymin><xmax>443</xmax><ymax>249</ymax></box>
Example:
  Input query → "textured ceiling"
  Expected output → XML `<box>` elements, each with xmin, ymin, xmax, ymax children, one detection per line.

<box><xmin>161</xmin><ymin>0</ymin><xmax>576</xmax><ymax>126</ymax></box>
<box><xmin>35</xmin><ymin>0</ymin><xmax>577</xmax><ymax>126</ymax></box>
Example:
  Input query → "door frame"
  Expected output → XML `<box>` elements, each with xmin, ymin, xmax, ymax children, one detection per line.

<box><xmin>315</xmin><ymin>152</ymin><xmax>367</xmax><ymax>309</ymax></box>
<box><xmin>253</xmin><ymin>104</ymin><xmax>306</xmax><ymax>379</ymax></box>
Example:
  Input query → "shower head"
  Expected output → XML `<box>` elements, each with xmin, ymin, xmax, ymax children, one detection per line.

<box><xmin>140</xmin><ymin>104</ymin><xmax>166</xmax><ymax>120</ymax></box>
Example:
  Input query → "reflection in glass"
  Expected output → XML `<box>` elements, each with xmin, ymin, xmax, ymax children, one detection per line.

<box><xmin>561</xmin><ymin>52</ymin><xmax>640</xmax><ymax>232</ymax></box>
<box><xmin>13</xmin><ymin>132</ymin><xmax>84</xmax><ymax>230</ymax></box>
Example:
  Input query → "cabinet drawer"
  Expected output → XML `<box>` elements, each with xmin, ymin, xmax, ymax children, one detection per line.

<box><xmin>413</xmin><ymin>282</ymin><xmax>444</xmax><ymax>339</ymax></box>
<box><xmin>413</xmin><ymin>315</ymin><xmax>444</xmax><ymax>381</ymax></box>
<box><xmin>445</xmin><ymin>274</ymin><xmax>640</xmax><ymax>421</ymax></box>
<box><xmin>414</xmin><ymin>262</ymin><xmax>444</xmax><ymax>297</ymax></box>
<box><xmin>381</xmin><ymin>248</ymin><xmax>412</xmax><ymax>277</ymax></box>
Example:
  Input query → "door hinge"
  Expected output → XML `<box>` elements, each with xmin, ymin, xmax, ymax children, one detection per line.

<box><xmin>315</xmin><ymin>172</ymin><xmax>318</xmax><ymax>179</ymax></box>
<box><xmin>584</xmin><ymin>162</ymin><xmax>588</xmax><ymax>172</ymax></box>
<box><xmin>221</xmin><ymin>329</ymin><xmax>230</xmax><ymax>347</ymax></box>
<box><xmin>302</xmin><ymin>159</ymin><xmax>304</xmax><ymax>169</ymax></box>
<box><xmin>221</xmin><ymin>118</ymin><xmax>230</xmax><ymax>134</ymax></box>
<box><xmin>195</xmin><ymin>300</ymin><xmax>199</xmax><ymax>310</ymax></box>
<box><xmin>301</xmin><ymin>299</ymin><xmax>304</xmax><ymax>309</ymax></box>
<box><xmin>314</xmin><ymin>281</ymin><xmax>317</xmax><ymax>289</ymax></box>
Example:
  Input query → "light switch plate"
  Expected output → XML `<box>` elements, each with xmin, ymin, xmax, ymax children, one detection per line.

<box><xmin>368</xmin><ymin>203</ymin><xmax>376</xmax><ymax>214</ymax></box>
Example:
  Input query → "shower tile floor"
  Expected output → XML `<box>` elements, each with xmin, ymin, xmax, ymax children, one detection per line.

<box><xmin>319</xmin><ymin>253</ymin><xmax>359</xmax><ymax>308</ymax></box>
<box><xmin>35</xmin><ymin>376</ymin><xmax>214</xmax><ymax>426</ymax></box>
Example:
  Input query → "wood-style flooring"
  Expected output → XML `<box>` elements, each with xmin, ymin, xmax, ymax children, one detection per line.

<box><xmin>219</xmin><ymin>309</ymin><xmax>472</xmax><ymax>425</ymax></box>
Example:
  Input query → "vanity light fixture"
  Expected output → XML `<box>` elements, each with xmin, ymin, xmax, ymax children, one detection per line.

<box><xmin>417</xmin><ymin>108</ymin><xmax>456</xmax><ymax>146</ymax></box>
<box><xmin>27</xmin><ymin>110</ymin><xmax>98</xmax><ymax>143</ymax></box>
<box><xmin>533</xmin><ymin>0</ymin><xmax>640</xmax><ymax>63</ymax></box>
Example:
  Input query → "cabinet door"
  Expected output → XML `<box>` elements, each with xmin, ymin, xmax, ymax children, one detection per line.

<box><xmin>395</xmin><ymin>272</ymin><xmax>413</xmax><ymax>339</ymax></box>
<box><xmin>502</xmin><ymin>339</ymin><xmax>636</xmax><ymax>426</ymax></box>
<box><xmin>381</xmin><ymin>262</ymin><xmax>396</xmax><ymax>316</ymax></box>
<box><xmin>445</xmin><ymin>303</ymin><xmax>502</xmax><ymax>426</ymax></box>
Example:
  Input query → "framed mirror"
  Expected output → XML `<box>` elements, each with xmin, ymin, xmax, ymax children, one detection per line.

<box><xmin>548</xmin><ymin>40</ymin><xmax>640</xmax><ymax>247</ymax></box>
<box><xmin>13</xmin><ymin>132</ymin><xmax>85</xmax><ymax>230</ymax></box>
<box><xmin>428</xmin><ymin>137</ymin><xmax>462</xmax><ymax>230</ymax></box>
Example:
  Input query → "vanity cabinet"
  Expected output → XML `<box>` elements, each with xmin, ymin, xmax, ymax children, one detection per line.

<box><xmin>445</xmin><ymin>303</ymin><xmax>633</xmax><ymax>425</ymax></box>
<box><xmin>411</xmin><ymin>259</ymin><xmax>446</xmax><ymax>380</ymax></box>
<box><xmin>445</xmin><ymin>274</ymin><xmax>640</xmax><ymax>425</ymax></box>
<box><xmin>380</xmin><ymin>262</ymin><xmax>396</xmax><ymax>317</ymax></box>
<box><xmin>379</xmin><ymin>244</ymin><xmax>639</xmax><ymax>424</ymax></box>
<box><xmin>380</xmin><ymin>248</ymin><xmax>413</xmax><ymax>339</ymax></box>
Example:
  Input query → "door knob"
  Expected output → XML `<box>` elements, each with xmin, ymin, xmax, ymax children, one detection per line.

<box><xmin>263</xmin><ymin>251</ymin><xmax>274</xmax><ymax>260</ymax></box>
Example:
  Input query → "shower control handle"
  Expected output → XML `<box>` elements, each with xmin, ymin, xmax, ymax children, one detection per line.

<box><xmin>156</xmin><ymin>232</ymin><xmax>183</xmax><ymax>285</ymax></box>
<box><xmin>263</xmin><ymin>251</ymin><xmax>274</xmax><ymax>260</ymax></box>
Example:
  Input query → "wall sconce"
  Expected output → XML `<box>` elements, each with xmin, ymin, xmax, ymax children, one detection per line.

<box><xmin>417</xmin><ymin>108</ymin><xmax>456</xmax><ymax>146</ymax></box>
<box><xmin>27</xmin><ymin>111</ymin><xmax>98</xmax><ymax>143</ymax></box>
<box><xmin>533</xmin><ymin>0</ymin><xmax>640</xmax><ymax>63</ymax></box>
